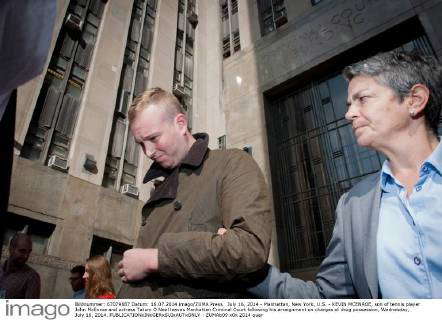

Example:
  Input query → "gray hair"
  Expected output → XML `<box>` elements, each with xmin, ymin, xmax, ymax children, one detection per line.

<box><xmin>343</xmin><ymin>50</ymin><xmax>442</xmax><ymax>135</ymax></box>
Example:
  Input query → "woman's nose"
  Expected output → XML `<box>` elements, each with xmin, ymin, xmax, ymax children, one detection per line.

<box><xmin>345</xmin><ymin>103</ymin><xmax>357</xmax><ymax>121</ymax></box>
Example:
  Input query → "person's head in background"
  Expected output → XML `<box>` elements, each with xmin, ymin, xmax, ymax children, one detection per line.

<box><xmin>8</xmin><ymin>233</ymin><xmax>32</xmax><ymax>268</ymax></box>
<box><xmin>70</xmin><ymin>265</ymin><xmax>85</xmax><ymax>293</ymax></box>
<box><xmin>83</xmin><ymin>255</ymin><xmax>115</xmax><ymax>299</ymax></box>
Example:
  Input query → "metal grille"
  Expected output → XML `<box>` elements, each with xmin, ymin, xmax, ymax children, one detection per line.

<box><xmin>267</xmin><ymin>34</ymin><xmax>437</xmax><ymax>271</ymax></box>
<box><xmin>173</xmin><ymin>0</ymin><xmax>196</xmax><ymax>129</ymax></box>
<box><xmin>218</xmin><ymin>135</ymin><xmax>227</xmax><ymax>150</ymax></box>
<box><xmin>103</xmin><ymin>0</ymin><xmax>157</xmax><ymax>192</ymax></box>
<box><xmin>221</xmin><ymin>0</ymin><xmax>241</xmax><ymax>58</ymax></box>
<box><xmin>22</xmin><ymin>0</ymin><xmax>106</xmax><ymax>165</ymax></box>
<box><xmin>257</xmin><ymin>0</ymin><xmax>287</xmax><ymax>36</ymax></box>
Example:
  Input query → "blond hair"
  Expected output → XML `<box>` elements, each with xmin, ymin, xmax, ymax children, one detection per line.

<box><xmin>128</xmin><ymin>87</ymin><xmax>186</xmax><ymax>123</ymax></box>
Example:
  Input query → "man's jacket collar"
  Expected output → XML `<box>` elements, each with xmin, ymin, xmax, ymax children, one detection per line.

<box><xmin>143</xmin><ymin>133</ymin><xmax>209</xmax><ymax>204</ymax></box>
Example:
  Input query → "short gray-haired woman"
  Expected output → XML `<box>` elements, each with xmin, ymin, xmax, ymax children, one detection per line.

<box><xmin>246</xmin><ymin>51</ymin><xmax>442</xmax><ymax>299</ymax></box>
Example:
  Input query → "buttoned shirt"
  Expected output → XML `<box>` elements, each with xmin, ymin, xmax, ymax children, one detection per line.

<box><xmin>377</xmin><ymin>140</ymin><xmax>442</xmax><ymax>298</ymax></box>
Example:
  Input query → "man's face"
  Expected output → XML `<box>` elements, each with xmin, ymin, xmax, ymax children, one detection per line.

<box><xmin>131</xmin><ymin>105</ymin><xmax>187</xmax><ymax>169</ymax></box>
<box><xmin>69</xmin><ymin>272</ymin><xmax>85</xmax><ymax>291</ymax></box>
<box><xmin>345</xmin><ymin>75</ymin><xmax>411</xmax><ymax>150</ymax></box>
<box><xmin>9</xmin><ymin>238</ymin><xmax>32</xmax><ymax>267</ymax></box>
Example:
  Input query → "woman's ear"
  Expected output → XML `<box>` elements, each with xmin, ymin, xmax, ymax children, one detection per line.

<box><xmin>408</xmin><ymin>83</ymin><xmax>430</xmax><ymax>117</ymax></box>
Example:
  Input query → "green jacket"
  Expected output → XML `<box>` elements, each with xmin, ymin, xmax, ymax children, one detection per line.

<box><xmin>118</xmin><ymin>133</ymin><xmax>272</xmax><ymax>298</ymax></box>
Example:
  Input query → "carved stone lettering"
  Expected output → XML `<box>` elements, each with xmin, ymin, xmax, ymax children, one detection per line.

<box><xmin>257</xmin><ymin>0</ymin><xmax>411</xmax><ymax>84</ymax></box>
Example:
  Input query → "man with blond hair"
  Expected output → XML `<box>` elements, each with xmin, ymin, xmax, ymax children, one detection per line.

<box><xmin>117</xmin><ymin>88</ymin><xmax>271</xmax><ymax>298</ymax></box>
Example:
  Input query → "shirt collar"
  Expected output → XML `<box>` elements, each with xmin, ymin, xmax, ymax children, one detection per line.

<box><xmin>143</xmin><ymin>132</ymin><xmax>209</xmax><ymax>184</ymax></box>
<box><xmin>143</xmin><ymin>133</ymin><xmax>210</xmax><ymax>205</ymax></box>
<box><xmin>422</xmin><ymin>137</ymin><xmax>442</xmax><ymax>176</ymax></box>
<box><xmin>380</xmin><ymin>160</ymin><xmax>395</xmax><ymax>193</ymax></box>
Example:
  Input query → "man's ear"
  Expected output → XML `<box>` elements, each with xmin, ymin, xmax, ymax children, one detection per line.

<box><xmin>175</xmin><ymin>113</ymin><xmax>188</xmax><ymax>134</ymax></box>
<box><xmin>408</xmin><ymin>84</ymin><xmax>430</xmax><ymax>116</ymax></box>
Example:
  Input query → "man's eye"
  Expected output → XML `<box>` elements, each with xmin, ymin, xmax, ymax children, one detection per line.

<box><xmin>359</xmin><ymin>96</ymin><xmax>368</xmax><ymax>103</ymax></box>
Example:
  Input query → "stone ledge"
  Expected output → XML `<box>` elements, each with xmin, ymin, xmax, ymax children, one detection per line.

<box><xmin>1</xmin><ymin>248</ymin><xmax>81</xmax><ymax>270</ymax></box>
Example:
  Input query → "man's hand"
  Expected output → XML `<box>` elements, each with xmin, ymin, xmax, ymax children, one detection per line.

<box><xmin>118</xmin><ymin>230</ymin><xmax>225</xmax><ymax>282</ymax></box>
<box><xmin>118</xmin><ymin>248</ymin><xmax>158</xmax><ymax>282</ymax></box>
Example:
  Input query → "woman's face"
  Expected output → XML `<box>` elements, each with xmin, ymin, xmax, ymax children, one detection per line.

<box><xmin>83</xmin><ymin>264</ymin><xmax>90</xmax><ymax>283</ymax></box>
<box><xmin>345</xmin><ymin>75</ymin><xmax>412</xmax><ymax>151</ymax></box>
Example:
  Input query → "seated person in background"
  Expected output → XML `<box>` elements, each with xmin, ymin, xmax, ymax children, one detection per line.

<box><xmin>240</xmin><ymin>50</ymin><xmax>442</xmax><ymax>299</ymax></box>
<box><xmin>0</xmin><ymin>233</ymin><xmax>41</xmax><ymax>298</ymax></box>
<box><xmin>83</xmin><ymin>256</ymin><xmax>116</xmax><ymax>299</ymax></box>
<box><xmin>70</xmin><ymin>265</ymin><xmax>86</xmax><ymax>298</ymax></box>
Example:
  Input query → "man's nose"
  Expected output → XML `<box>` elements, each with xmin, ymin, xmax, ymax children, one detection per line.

<box><xmin>143</xmin><ymin>142</ymin><xmax>155</xmax><ymax>158</ymax></box>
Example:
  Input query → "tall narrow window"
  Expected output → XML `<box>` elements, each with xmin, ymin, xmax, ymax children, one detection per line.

<box><xmin>102</xmin><ymin>0</ymin><xmax>157</xmax><ymax>198</ymax></box>
<box><xmin>257</xmin><ymin>0</ymin><xmax>287</xmax><ymax>36</ymax></box>
<box><xmin>221</xmin><ymin>0</ymin><xmax>241</xmax><ymax>59</ymax></box>
<box><xmin>173</xmin><ymin>0</ymin><xmax>197</xmax><ymax>130</ymax></box>
<box><xmin>218</xmin><ymin>135</ymin><xmax>226</xmax><ymax>150</ymax></box>
<box><xmin>21</xmin><ymin>0</ymin><xmax>106</xmax><ymax>171</ymax></box>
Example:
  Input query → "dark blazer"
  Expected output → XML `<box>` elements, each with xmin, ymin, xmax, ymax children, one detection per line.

<box><xmin>250</xmin><ymin>173</ymin><xmax>382</xmax><ymax>298</ymax></box>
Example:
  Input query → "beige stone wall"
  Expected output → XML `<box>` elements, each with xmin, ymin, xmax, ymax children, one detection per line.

<box><xmin>9</xmin><ymin>157</ymin><xmax>142</xmax><ymax>262</ymax></box>
<box><xmin>192</xmin><ymin>0</ymin><xmax>227</xmax><ymax>149</ymax></box>
<box><xmin>147</xmin><ymin>0</ymin><xmax>178</xmax><ymax>91</ymax></box>
<box><xmin>285</xmin><ymin>0</ymin><xmax>311</xmax><ymax>22</ymax></box>
<box><xmin>238</xmin><ymin>0</ymin><xmax>261</xmax><ymax>50</ymax></box>
<box><xmin>69</xmin><ymin>0</ymin><xmax>134</xmax><ymax>186</ymax></box>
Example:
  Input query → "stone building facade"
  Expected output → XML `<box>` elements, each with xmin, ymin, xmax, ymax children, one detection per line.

<box><xmin>3</xmin><ymin>0</ymin><xmax>442</xmax><ymax>297</ymax></box>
